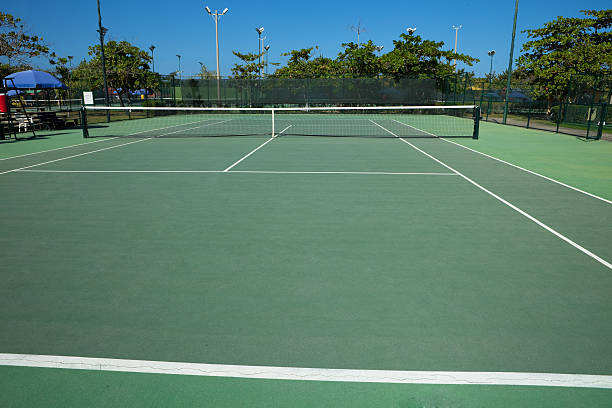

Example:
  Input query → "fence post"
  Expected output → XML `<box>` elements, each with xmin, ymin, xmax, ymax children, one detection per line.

<box><xmin>596</xmin><ymin>102</ymin><xmax>608</xmax><ymax>140</ymax></box>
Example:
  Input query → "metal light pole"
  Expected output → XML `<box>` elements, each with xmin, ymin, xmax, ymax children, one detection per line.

<box><xmin>176</xmin><ymin>54</ymin><xmax>181</xmax><ymax>80</ymax></box>
<box><xmin>96</xmin><ymin>0</ymin><xmax>110</xmax><ymax>121</ymax></box>
<box><xmin>256</xmin><ymin>27</ymin><xmax>264</xmax><ymax>79</ymax></box>
<box><xmin>205</xmin><ymin>6</ymin><xmax>229</xmax><ymax>101</ymax></box>
<box><xmin>452</xmin><ymin>25</ymin><xmax>462</xmax><ymax>71</ymax></box>
<box><xmin>487</xmin><ymin>50</ymin><xmax>495</xmax><ymax>83</ymax></box>
<box><xmin>503</xmin><ymin>0</ymin><xmax>520</xmax><ymax>125</ymax></box>
<box><xmin>149</xmin><ymin>45</ymin><xmax>156</xmax><ymax>72</ymax></box>
<box><xmin>264</xmin><ymin>44</ymin><xmax>270</xmax><ymax>76</ymax></box>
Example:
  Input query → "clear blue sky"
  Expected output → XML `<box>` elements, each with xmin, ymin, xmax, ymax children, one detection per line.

<box><xmin>4</xmin><ymin>0</ymin><xmax>610</xmax><ymax>77</ymax></box>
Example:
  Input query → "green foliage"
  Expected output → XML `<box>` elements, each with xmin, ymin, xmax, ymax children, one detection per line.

<box><xmin>74</xmin><ymin>40</ymin><xmax>159</xmax><ymax>105</ymax></box>
<box><xmin>336</xmin><ymin>41</ymin><xmax>381</xmax><ymax>78</ymax></box>
<box><xmin>270</xmin><ymin>32</ymin><xmax>477</xmax><ymax>80</ymax></box>
<box><xmin>272</xmin><ymin>47</ymin><xmax>340</xmax><ymax>78</ymax></box>
<box><xmin>380</xmin><ymin>33</ymin><xmax>477</xmax><ymax>80</ymax></box>
<box><xmin>231</xmin><ymin>51</ymin><xmax>264</xmax><ymax>79</ymax></box>
<box><xmin>0</xmin><ymin>12</ymin><xmax>58</xmax><ymax>66</ymax></box>
<box><xmin>0</xmin><ymin>61</ymin><xmax>32</xmax><ymax>79</ymax></box>
<box><xmin>517</xmin><ymin>9</ymin><xmax>612</xmax><ymax>105</ymax></box>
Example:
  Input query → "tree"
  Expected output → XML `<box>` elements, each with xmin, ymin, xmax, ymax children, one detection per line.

<box><xmin>0</xmin><ymin>12</ymin><xmax>60</xmax><ymax>78</ymax></box>
<box><xmin>231</xmin><ymin>51</ymin><xmax>264</xmax><ymax>79</ymax></box>
<box><xmin>272</xmin><ymin>47</ymin><xmax>340</xmax><ymax>78</ymax></box>
<box><xmin>380</xmin><ymin>32</ymin><xmax>477</xmax><ymax>80</ymax></box>
<box><xmin>335</xmin><ymin>41</ymin><xmax>381</xmax><ymax>78</ymax></box>
<box><xmin>76</xmin><ymin>40</ymin><xmax>159</xmax><ymax>106</ymax></box>
<box><xmin>517</xmin><ymin>9</ymin><xmax>612</xmax><ymax>108</ymax></box>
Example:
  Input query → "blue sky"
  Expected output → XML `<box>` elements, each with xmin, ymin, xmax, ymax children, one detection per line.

<box><xmin>4</xmin><ymin>0</ymin><xmax>610</xmax><ymax>77</ymax></box>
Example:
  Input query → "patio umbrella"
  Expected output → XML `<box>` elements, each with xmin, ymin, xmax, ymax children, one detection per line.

<box><xmin>508</xmin><ymin>90</ymin><xmax>530</xmax><ymax>100</ymax></box>
<box><xmin>3</xmin><ymin>70</ymin><xmax>67</xmax><ymax>89</ymax></box>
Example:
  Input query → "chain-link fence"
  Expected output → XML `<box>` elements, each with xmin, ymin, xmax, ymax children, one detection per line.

<box><xmin>451</xmin><ymin>73</ymin><xmax>611</xmax><ymax>140</ymax></box>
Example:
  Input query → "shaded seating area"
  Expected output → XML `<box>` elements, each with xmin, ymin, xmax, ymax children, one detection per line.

<box><xmin>1</xmin><ymin>70</ymin><xmax>79</xmax><ymax>140</ymax></box>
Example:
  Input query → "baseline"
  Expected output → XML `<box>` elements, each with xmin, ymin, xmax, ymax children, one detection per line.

<box><xmin>1</xmin><ymin>353</ymin><xmax>611</xmax><ymax>389</ymax></box>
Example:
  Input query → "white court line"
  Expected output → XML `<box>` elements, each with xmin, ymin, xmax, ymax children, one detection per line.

<box><xmin>17</xmin><ymin>169</ymin><xmax>456</xmax><ymax>176</ymax></box>
<box><xmin>391</xmin><ymin>119</ymin><xmax>612</xmax><ymax>205</ymax></box>
<box><xmin>223</xmin><ymin>125</ymin><xmax>292</xmax><ymax>172</ymax></box>
<box><xmin>440</xmin><ymin>138</ymin><xmax>612</xmax><ymax>206</ymax></box>
<box><xmin>0</xmin><ymin>137</ymin><xmax>120</xmax><ymax>161</ymax></box>
<box><xmin>370</xmin><ymin>120</ymin><xmax>612</xmax><ymax>271</ymax></box>
<box><xmin>1</xmin><ymin>353</ymin><xmax>611</xmax><ymax>388</ymax></box>
<box><xmin>113</xmin><ymin>117</ymin><xmax>219</xmax><ymax>137</ymax></box>
<box><xmin>391</xmin><ymin>119</ymin><xmax>438</xmax><ymax>137</ymax></box>
<box><xmin>1</xmin><ymin>120</ymin><xmax>230</xmax><ymax>176</ymax></box>
<box><xmin>0</xmin><ymin>138</ymin><xmax>152</xmax><ymax>176</ymax></box>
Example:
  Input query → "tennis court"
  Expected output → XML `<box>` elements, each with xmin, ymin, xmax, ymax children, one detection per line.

<box><xmin>1</xmin><ymin>109</ymin><xmax>612</xmax><ymax>406</ymax></box>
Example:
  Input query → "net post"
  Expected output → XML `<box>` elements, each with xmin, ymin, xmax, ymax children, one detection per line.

<box><xmin>271</xmin><ymin>109</ymin><xmax>275</xmax><ymax>137</ymax></box>
<box><xmin>473</xmin><ymin>106</ymin><xmax>480</xmax><ymax>139</ymax></box>
<box><xmin>80</xmin><ymin>106</ymin><xmax>89</xmax><ymax>138</ymax></box>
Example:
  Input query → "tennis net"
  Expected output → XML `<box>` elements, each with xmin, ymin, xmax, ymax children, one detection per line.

<box><xmin>81</xmin><ymin>105</ymin><xmax>480</xmax><ymax>139</ymax></box>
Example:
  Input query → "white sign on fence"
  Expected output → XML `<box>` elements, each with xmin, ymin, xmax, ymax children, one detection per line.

<box><xmin>83</xmin><ymin>92</ymin><xmax>94</xmax><ymax>105</ymax></box>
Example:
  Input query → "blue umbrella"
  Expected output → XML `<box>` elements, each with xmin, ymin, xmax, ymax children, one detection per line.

<box><xmin>7</xmin><ymin>90</ymin><xmax>24</xmax><ymax>96</ymax></box>
<box><xmin>131</xmin><ymin>89</ymin><xmax>149</xmax><ymax>96</ymax></box>
<box><xmin>508</xmin><ymin>90</ymin><xmax>530</xmax><ymax>100</ymax></box>
<box><xmin>3</xmin><ymin>70</ymin><xmax>67</xmax><ymax>89</ymax></box>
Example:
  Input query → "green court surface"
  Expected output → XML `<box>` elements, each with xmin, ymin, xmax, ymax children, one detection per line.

<box><xmin>1</xmin><ymin>118</ymin><xmax>612</xmax><ymax>406</ymax></box>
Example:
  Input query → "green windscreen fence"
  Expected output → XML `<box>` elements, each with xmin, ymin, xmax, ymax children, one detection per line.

<box><xmin>455</xmin><ymin>73</ymin><xmax>612</xmax><ymax>140</ymax></box>
<box><xmin>152</xmin><ymin>77</ymin><xmax>439</xmax><ymax>107</ymax></box>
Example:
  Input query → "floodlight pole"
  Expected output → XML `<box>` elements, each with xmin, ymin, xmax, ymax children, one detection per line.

<box><xmin>205</xmin><ymin>6</ymin><xmax>228</xmax><ymax>101</ymax></box>
<box><xmin>452</xmin><ymin>25</ymin><xmax>462</xmax><ymax>71</ymax></box>
<box><xmin>488</xmin><ymin>50</ymin><xmax>495</xmax><ymax>84</ymax></box>
<box><xmin>96</xmin><ymin>0</ymin><xmax>110</xmax><ymax>122</ymax></box>
<box><xmin>176</xmin><ymin>54</ymin><xmax>181</xmax><ymax>80</ymax></box>
<box><xmin>264</xmin><ymin>45</ymin><xmax>270</xmax><ymax>76</ymax></box>
<box><xmin>502</xmin><ymin>0</ymin><xmax>519</xmax><ymax>125</ymax></box>
<box><xmin>256</xmin><ymin>27</ymin><xmax>264</xmax><ymax>79</ymax></box>
<box><xmin>149</xmin><ymin>45</ymin><xmax>156</xmax><ymax>72</ymax></box>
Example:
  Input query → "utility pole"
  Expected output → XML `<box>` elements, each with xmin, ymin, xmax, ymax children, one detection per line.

<box><xmin>264</xmin><ymin>44</ymin><xmax>270</xmax><ymax>76</ymax></box>
<box><xmin>350</xmin><ymin>21</ymin><xmax>366</xmax><ymax>44</ymax></box>
<box><xmin>452</xmin><ymin>25</ymin><xmax>462</xmax><ymax>71</ymax></box>
<box><xmin>487</xmin><ymin>50</ymin><xmax>495</xmax><ymax>84</ymax></box>
<box><xmin>503</xmin><ymin>0</ymin><xmax>520</xmax><ymax>125</ymax></box>
<box><xmin>149</xmin><ymin>45</ymin><xmax>156</xmax><ymax>72</ymax></box>
<box><xmin>96</xmin><ymin>0</ymin><xmax>110</xmax><ymax>121</ymax></box>
<box><xmin>205</xmin><ymin>6</ymin><xmax>229</xmax><ymax>101</ymax></box>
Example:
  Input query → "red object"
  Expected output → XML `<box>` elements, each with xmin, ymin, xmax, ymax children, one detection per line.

<box><xmin>0</xmin><ymin>94</ymin><xmax>8</xmax><ymax>113</ymax></box>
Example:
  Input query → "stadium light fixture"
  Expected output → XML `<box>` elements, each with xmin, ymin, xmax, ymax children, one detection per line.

<box><xmin>406</xmin><ymin>27</ymin><xmax>416</xmax><ymax>35</ymax></box>
<box><xmin>256</xmin><ymin>27</ymin><xmax>265</xmax><ymax>79</ymax></box>
<box><xmin>204</xmin><ymin>4</ymin><xmax>229</xmax><ymax>100</ymax></box>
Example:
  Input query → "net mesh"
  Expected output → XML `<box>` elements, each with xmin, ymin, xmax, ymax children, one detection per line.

<box><xmin>82</xmin><ymin>106</ymin><xmax>478</xmax><ymax>139</ymax></box>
